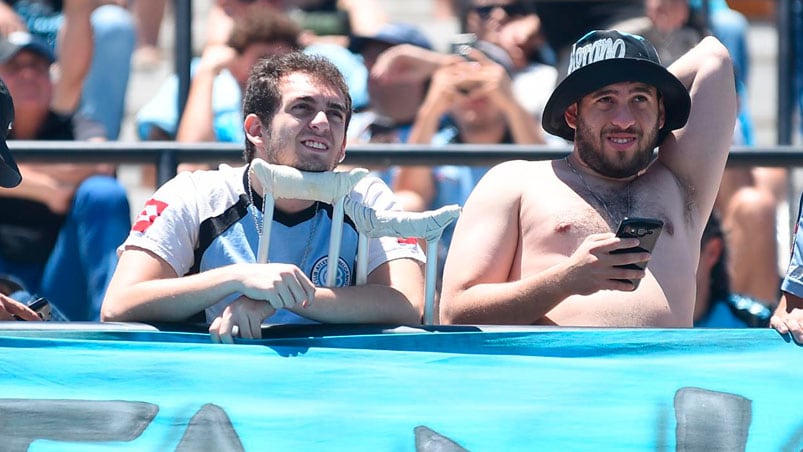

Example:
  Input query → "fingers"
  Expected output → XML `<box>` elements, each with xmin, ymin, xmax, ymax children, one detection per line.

<box><xmin>771</xmin><ymin>311</ymin><xmax>803</xmax><ymax>345</ymax></box>
<box><xmin>0</xmin><ymin>294</ymin><xmax>41</xmax><ymax>321</ymax></box>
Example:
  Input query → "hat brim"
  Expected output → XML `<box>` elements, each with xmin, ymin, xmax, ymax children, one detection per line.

<box><xmin>0</xmin><ymin>142</ymin><xmax>21</xmax><ymax>188</ymax></box>
<box><xmin>542</xmin><ymin>59</ymin><xmax>691</xmax><ymax>144</ymax></box>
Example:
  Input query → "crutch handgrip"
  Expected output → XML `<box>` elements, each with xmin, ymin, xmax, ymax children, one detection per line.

<box><xmin>343</xmin><ymin>200</ymin><xmax>462</xmax><ymax>242</ymax></box>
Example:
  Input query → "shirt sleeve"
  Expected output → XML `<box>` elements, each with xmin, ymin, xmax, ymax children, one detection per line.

<box><xmin>121</xmin><ymin>172</ymin><xmax>202</xmax><ymax>276</ymax></box>
<box><xmin>782</xmin><ymin>193</ymin><xmax>803</xmax><ymax>296</ymax></box>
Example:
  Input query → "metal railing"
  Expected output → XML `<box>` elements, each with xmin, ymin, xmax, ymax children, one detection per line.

<box><xmin>8</xmin><ymin>141</ymin><xmax>803</xmax><ymax>186</ymax></box>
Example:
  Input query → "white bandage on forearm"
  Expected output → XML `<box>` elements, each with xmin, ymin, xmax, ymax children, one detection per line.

<box><xmin>344</xmin><ymin>198</ymin><xmax>461</xmax><ymax>241</ymax></box>
<box><xmin>250</xmin><ymin>159</ymin><xmax>368</xmax><ymax>202</ymax></box>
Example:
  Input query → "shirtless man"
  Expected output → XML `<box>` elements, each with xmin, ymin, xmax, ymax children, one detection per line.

<box><xmin>439</xmin><ymin>30</ymin><xmax>736</xmax><ymax>326</ymax></box>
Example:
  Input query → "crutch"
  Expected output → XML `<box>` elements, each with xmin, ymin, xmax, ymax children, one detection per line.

<box><xmin>249</xmin><ymin>160</ymin><xmax>368</xmax><ymax>286</ymax></box>
<box><xmin>344</xmin><ymin>198</ymin><xmax>461</xmax><ymax>324</ymax></box>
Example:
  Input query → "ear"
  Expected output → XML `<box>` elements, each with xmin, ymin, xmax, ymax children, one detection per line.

<box><xmin>564</xmin><ymin>103</ymin><xmax>579</xmax><ymax>132</ymax></box>
<box><xmin>700</xmin><ymin>236</ymin><xmax>724</xmax><ymax>269</ymax></box>
<box><xmin>658</xmin><ymin>96</ymin><xmax>666</xmax><ymax>130</ymax></box>
<box><xmin>244</xmin><ymin>113</ymin><xmax>264</xmax><ymax>147</ymax></box>
<box><xmin>337</xmin><ymin>136</ymin><xmax>347</xmax><ymax>164</ymax></box>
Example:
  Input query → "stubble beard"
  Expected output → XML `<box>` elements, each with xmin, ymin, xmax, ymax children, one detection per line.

<box><xmin>263</xmin><ymin>129</ymin><xmax>335</xmax><ymax>173</ymax></box>
<box><xmin>574</xmin><ymin>117</ymin><xmax>660</xmax><ymax>179</ymax></box>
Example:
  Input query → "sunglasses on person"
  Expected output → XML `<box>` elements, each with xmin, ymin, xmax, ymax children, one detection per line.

<box><xmin>472</xmin><ymin>3</ymin><xmax>529</xmax><ymax>20</ymax></box>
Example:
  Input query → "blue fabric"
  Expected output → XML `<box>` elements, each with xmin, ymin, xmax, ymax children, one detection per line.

<box><xmin>77</xmin><ymin>5</ymin><xmax>135</xmax><ymax>140</ymax></box>
<box><xmin>0</xmin><ymin>176</ymin><xmax>131</xmax><ymax>321</ymax></box>
<box><xmin>695</xmin><ymin>294</ymin><xmax>772</xmax><ymax>328</ymax></box>
<box><xmin>136</xmin><ymin>58</ymin><xmax>244</xmax><ymax>142</ymax></box>
<box><xmin>0</xmin><ymin>327</ymin><xmax>799</xmax><ymax>450</ymax></box>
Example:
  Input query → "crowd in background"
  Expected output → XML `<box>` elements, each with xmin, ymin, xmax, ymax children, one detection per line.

<box><xmin>0</xmin><ymin>0</ymin><xmax>795</xmax><ymax>330</ymax></box>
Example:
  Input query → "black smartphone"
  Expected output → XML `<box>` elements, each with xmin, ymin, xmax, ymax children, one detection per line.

<box><xmin>610</xmin><ymin>217</ymin><xmax>664</xmax><ymax>288</ymax></box>
<box><xmin>14</xmin><ymin>297</ymin><xmax>52</xmax><ymax>321</ymax></box>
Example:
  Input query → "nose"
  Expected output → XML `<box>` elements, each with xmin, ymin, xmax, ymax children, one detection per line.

<box><xmin>610</xmin><ymin>103</ymin><xmax>636</xmax><ymax>130</ymax></box>
<box><xmin>309</xmin><ymin>109</ymin><xmax>330</xmax><ymax>132</ymax></box>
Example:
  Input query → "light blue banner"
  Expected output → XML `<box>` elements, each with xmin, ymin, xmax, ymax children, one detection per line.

<box><xmin>0</xmin><ymin>327</ymin><xmax>800</xmax><ymax>451</ymax></box>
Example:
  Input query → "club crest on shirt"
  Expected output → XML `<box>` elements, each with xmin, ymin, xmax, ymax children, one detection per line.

<box><xmin>310</xmin><ymin>256</ymin><xmax>351</xmax><ymax>287</ymax></box>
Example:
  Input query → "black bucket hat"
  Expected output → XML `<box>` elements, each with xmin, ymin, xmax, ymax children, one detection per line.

<box><xmin>542</xmin><ymin>30</ymin><xmax>691</xmax><ymax>144</ymax></box>
<box><xmin>0</xmin><ymin>77</ymin><xmax>19</xmax><ymax>188</ymax></box>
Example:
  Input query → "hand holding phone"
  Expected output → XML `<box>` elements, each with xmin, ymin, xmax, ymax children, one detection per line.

<box><xmin>610</xmin><ymin>217</ymin><xmax>664</xmax><ymax>288</ymax></box>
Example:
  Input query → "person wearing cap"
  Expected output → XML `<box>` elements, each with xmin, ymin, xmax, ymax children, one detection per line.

<box><xmin>347</xmin><ymin>22</ymin><xmax>449</xmax><ymax>147</ymax></box>
<box><xmin>0</xmin><ymin>0</ymin><xmax>135</xmax><ymax>140</ymax></box>
<box><xmin>0</xmin><ymin>3</ymin><xmax>131</xmax><ymax>322</ymax></box>
<box><xmin>440</xmin><ymin>30</ymin><xmax>736</xmax><ymax>327</ymax></box>
<box><xmin>0</xmin><ymin>75</ymin><xmax>40</xmax><ymax>321</ymax></box>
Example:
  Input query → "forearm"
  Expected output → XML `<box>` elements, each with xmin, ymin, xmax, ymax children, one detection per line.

<box><xmin>442</xmin><ymin>265</ymin><xmax>573</xmax><ymax>325</ymax></box>
<box><xmin>290</xmin><ymin>284</ymin><xmax>422</xmax><ymax>324</ymax></box>
<box><xmin>54</xmin><ymin>0</ymin><xmax>94</xmax><ymax>113</ymax></box>
<box><xmin>502</xmin><ymin>99</ymin><xmax>545</xmax><ymax>144</ymax></box>
<box><xmin>408</xmin><ymin>97</ymin><xmax>449</xmax><ymax>145</ymax></box>
<box><xmin>101</xmin><ymin>266</ymin><xmax>246</xmax><ymax>323</ymax></box>
<box><xmin>176</xmin><ymin>68</ymin><xmax>218</xmax><ymax>142</ymax></box>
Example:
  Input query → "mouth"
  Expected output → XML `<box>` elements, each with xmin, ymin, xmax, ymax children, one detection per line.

<box><xmin>301</xmin><ymin>139</ymin><xmax>329</xmax><ymax>152</ymax></box>
<box><xmin>606</xmin><ymin>135</ymin><xmax>637</xmax><ymax>149</ymax></box>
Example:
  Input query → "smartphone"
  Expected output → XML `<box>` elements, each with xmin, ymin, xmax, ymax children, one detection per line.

<box><xmin>14</xmin><ymin>297</ymin><xmax>52</xmax><ymax>321</ymax></box>
<box><xmin>610</xmin><ymin>217</ymin><xmax>664</xmax><ymax>288</ymax></box>
<box><xmin>450</xmin><ymin>33</ymin><xmax>477</xmax><ymax>59</ymax></box>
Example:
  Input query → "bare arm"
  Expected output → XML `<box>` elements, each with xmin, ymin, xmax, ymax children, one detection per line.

<box><xmin>290</xmin><ymin>258</ymin><xmax>424</xmax><ymax>324</ymax></box>
<box><xmin>176</xmin><ymin>44</ymin><xmax>237</xmax><ymax>142</ymax></box>
<box><xmin>440</xmin><ymin>162</ymin><xmax>645</xmax><ymax>324</ymax></box>
<box><xmin>659</xmin><ymin>36</ymin><xmax>736</xmax><ymax>226</ymax></box>
<box><xmin>52</xmin><ymin>0</ymin><xmax>95</xmax><ymax>114</ymax></box>
<box><xmin>392</xmin><ymin>61</ymin><xmax>459</xmax><ymax>212</ymax></box>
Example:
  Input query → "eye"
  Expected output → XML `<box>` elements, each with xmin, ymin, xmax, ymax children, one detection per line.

<box><xmin>328</xmin><ymin>109</ymin><xmax>345</xmax><ymax>122</ymax></box>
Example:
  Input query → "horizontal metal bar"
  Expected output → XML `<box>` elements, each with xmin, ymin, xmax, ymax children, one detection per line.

<box><xmin>8</xmin><ymin>141</ymin><xmax>803</xmax><ymax>167</ymax></box>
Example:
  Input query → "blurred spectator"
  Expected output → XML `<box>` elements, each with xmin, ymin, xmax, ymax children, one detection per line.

<box><xmin>205</xmin><ymin>0</ymin><xmax>286</xmax><ymax>48</ymax></box>
<box><xmin>531</xmin><ymin>0</ymin><xmax>648</xmax><ymax>75</ymax></box>
<box><xmin>175</xmin><ymin>7</ymin><xmax>302</xmax><ymax>144</ymax></box>
<box><xmin>463</xmin><ymin>0</ymin><xmax>558</xmax><ymax>126</ymax></box>
<box><xmin>0</xmin><ymin>0</ymin><xmax>135</xmax><ymax>140</ymax></box>
<box><xmin>394</xmin><ymin>43</ymin><xmax>543</xmax><ymax>286</ymax></box>
<box><xmin>137</xmin><ymin>7</ymin><xmax>301</xmax><ymax>146</ymax></box>
<box><xmin>694</xmin><ymin>211</ymin><xmax>773</xmax><ymax>327</ymax></box>
<box><xmin>0</xmin><ymin>8</ymin><xmax>131</xmax><ymax>321</ymax></box>
<box><xmin>0</xmin><ymin>74</ymin><xmax>40</xmax><ymax>321</ymax></box>
<box><xmin>207</xmin><ymin>0</ymin><xmax>387</xmax><ymax>50</ymax></box>
<box><xmin>643</xmin><ymin>0</ymin><xmax>707</xmax><ymax>65</ymax></box>
<box><xmin>690</xmin><ymin>0</ymin><xmax>753</xmax><ymax>145</ymax></box>
<box><xmin>348</xmin><ymin>22</ymin><xmax>450</xmax><ymax>147</ymax></box>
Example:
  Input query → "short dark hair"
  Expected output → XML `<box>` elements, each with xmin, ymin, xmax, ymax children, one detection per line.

<box><xmin>241</xmin><ymin>52</ymin><xmax>353</xmax><ymax>161</ymax></box>
<box><xmin>226</xmin><ymin>7</ymin><xmax>301</xmax><ymax>55</ymax></box>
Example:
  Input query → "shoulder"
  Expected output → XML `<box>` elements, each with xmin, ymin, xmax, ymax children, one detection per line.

<box><xmin>480</xmin><ymin>159</ymin><xmax>550</xmax><ymax>186</ymax></box>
